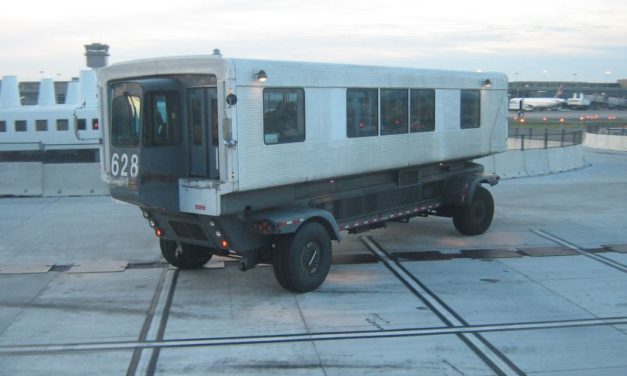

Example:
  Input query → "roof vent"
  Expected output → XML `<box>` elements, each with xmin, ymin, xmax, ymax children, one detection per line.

<box><xmin>37</xmin><ymin>78</ymin><xmax>56</xmax><ymax>106</ymax></box>
<box><xmin>0</xmin><ymin>76</ymin><xmax>21</xmax><ymax>108</ymax></box>
<box><xmin>212</xmin><ymin>49</ymin><xmax>222</xmax><ymax>57</ymax></box>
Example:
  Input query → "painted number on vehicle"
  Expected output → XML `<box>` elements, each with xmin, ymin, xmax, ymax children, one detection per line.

<box><xmin>111</xmin><ymin>153</ymin><xmax>139</xmax><ymax>177</ymax></box>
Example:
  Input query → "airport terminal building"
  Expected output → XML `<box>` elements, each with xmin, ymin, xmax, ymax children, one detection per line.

<box><xmin>509</xmin><ymin>80</ymin><xmax>627</xmax><ymax>109</ymax></box>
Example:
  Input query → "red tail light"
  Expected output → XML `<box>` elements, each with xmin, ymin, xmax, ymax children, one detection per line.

<box><xmin>155</xmin><ymin>227</ymin><xmax>164</xmax><ymax>237</ymax></box>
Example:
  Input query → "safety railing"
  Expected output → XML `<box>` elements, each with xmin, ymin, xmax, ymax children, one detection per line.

<box><xmin>508</xmin><ymin>128</ymin><xmax>583</xmax><ymax>150</ymax></box>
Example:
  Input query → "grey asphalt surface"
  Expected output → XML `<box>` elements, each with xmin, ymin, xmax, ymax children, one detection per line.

<box><xmin>1</xmin><ymin>147</ymin><xmax>627</xmax><ymax>375</ymax></box>
<box><xmin>509</xmin><ymin>109</ymin><xmax>627</xmax><ymax>121</ymax></box>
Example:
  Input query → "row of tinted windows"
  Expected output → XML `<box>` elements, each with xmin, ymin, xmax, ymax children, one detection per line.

<box><xmin>347</xmin><ymin>88</ymin><xmax>438</xmax><ymax>138</ymax></box>
<box><xmin>263</xmin><ymin>88</ymin><xmax>481</xmax><ymax>144</ymax></box>
<box><xmin>0</xmin><ymin>119</ymin><xmax>98</xmax><ymax>132</ymax></box>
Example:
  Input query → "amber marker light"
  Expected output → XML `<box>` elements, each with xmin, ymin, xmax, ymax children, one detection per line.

<box><xmin>220</xmin><ymin>239</ymin><xmax>229</xmax><ymax>249</ymax></box>
<box><xmin>155</xmin><ymin>227</ymin><xmax>164</xmax><ymax>237</ymax></box>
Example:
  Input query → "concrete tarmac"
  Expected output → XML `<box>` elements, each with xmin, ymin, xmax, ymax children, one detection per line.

<box><xmin>1</xmin><ymin>148</ymin><xmax>627</xmax><ymax>375</ymax></box>
<box><xmin>509</xmin><ymin>109</ymin><xmax>627</xmax><ymax>121</ymax></box>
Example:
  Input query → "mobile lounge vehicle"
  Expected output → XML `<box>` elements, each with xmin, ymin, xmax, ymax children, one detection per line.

<box><xmin>97</xmin><ymin>51</ymin><xmax>507</xmax><ymax>292</ymax></box>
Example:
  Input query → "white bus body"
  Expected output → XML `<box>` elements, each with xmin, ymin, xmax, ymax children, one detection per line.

<box><xmin>97</xmin><ymin>54</ymin><xmax>507</xmax><ymax>292</ymax></box>
<box><xmin>99</xmin><ymin>56</ymin><xmax>507</xmax><ymax>213</ymax></box>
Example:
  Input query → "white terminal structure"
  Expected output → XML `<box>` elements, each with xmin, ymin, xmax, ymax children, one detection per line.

<box><xmin>0</xmin><ymin>44</ymin><xmax>106</xmax><ymax>152</ymax></box>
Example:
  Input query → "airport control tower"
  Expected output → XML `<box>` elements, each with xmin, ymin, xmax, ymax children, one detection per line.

<box><xmin>84</xmin><ymin>43</ymin><xmax>110</xmax><ymax>69</ymax></box>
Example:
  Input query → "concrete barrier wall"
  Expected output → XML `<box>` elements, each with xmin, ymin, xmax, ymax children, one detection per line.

<box><xmin>0</xmin><ymin>162</ymin><xmax>43</xmax><ymax>196</ymax></box>
<box><xmin>548</xmin><ymin>146</ymin><xmax>585</xmax><ymax>172</ymax></box>
<box><xmin>476</xmin><ymin>144</ymin><xmax>585</xmax><ymax>179</ymax></box>
<box><xmin>1</xmin><ymin>162</ymin><xmax>108</xmax><ymax>197</ymax></box>
<box><xmin>494</xmin><ymin>150</ymin><xmax>526</xmax><ymax>178</ymax></box>
<box><xmin>523</xmin><ymin>149</ymin><xmax>551</xmax><ymax>176</ymax></box>
<box><xmin>584</xmin><ymin>133</ymin><xmax>627</xmax><ymax>152</ymax></box>
<box><xmin>42</xmin><ymin>163</ymin><xmax>110</xmax><ymax>196</ymax></box>
<box><xmin>2</xmin><ymin>144</ymin><xmax>587</xmax><ymax>197</ymax></box>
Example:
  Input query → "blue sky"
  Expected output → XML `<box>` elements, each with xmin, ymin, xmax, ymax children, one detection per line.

<box><xmin>1</xmin><ymin>0</ymin><xmax>625</xmax><ymax>82</ymax></box>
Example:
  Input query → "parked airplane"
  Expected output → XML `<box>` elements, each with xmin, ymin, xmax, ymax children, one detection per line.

<box><xmin>509</xmin><ymin>85</ymin><xmax>565</xmax><ymax>111</ymax></box>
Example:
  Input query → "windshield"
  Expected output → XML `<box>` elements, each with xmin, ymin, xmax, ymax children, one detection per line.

<box><xmin>111</xmin><ymin>83</ymin><xmax>142</xmax><ymax>147</ymax></box>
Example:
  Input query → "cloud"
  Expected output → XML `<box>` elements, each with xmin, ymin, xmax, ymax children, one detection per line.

<box><xmin>1</xmin><ymin>0</ymin><xmax>626</xmax><ymax>81</ymax></box>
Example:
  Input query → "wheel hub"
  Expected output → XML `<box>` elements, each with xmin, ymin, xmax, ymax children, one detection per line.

<box><xmin>301</xmin><ymin>241</ymin><xmax>321</xmax><ymax>275</ymax></box>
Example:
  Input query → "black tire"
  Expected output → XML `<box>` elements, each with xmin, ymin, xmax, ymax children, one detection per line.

<box><xmin>272</xmin><ymin>222</ymin><xmax>332</xmax><ymax>293</ymax></box>
<box><xmin>452</xmin><ymin>186</ymin><xmax>494</xmax><ymax>235</ymax></box>
<box><xmin>159</xmin><ymin>239</ymin><xmax>213</xmax><ymax>269</ymax></box>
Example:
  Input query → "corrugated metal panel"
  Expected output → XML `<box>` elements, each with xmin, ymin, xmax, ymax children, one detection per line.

<box><xmin>231</xmin><ymin>58</ymin><xmax>507</xmax><ymax>90</ymax></box>
<box><xmin>230</xmin><ymin>58</ymin><xmax>506</xmax><ymax>192</ymax></box>
<box><xmin>96</xmin><ymin>56</ymin><xmax>508</xmax><ymax>194</ymax></box>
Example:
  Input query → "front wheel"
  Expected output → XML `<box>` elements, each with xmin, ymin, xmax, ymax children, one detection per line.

<box><xmin>159</xmin><ymin>239</ymin><xmax>213</xmax><ymax>269</ymax></box>
<box><xmin>272</xmin><ymin>222</ymin><xmax>332</xmax><ymax>293</ymax></box>
<box><xmin>452</xmin><ymin>186</ymin><xmax>494</xmax><ymax>235</ymax></box>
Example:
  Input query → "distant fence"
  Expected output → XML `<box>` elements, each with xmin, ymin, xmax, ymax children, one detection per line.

<box><xmin>508</xmin><ymin>128</ymin><xmax>583</xmax><ymax>150</ymax></box>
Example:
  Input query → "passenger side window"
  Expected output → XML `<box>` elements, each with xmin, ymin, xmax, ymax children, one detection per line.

<box><xmin>15</xmin><ymin>120</ymin><xmax>27</xmax><ymax>132</ymax></box>
<box><xmin>347</xmin><ymin>89</ymin><xmax>378</xmax><ymax>138</ymax></box>
<box><xmin>36</xmin><ymin>120</ymin><xmax>48</xmax><ymax>131</ymax></box>
<box><xmin>56</xmin><ymin>119</ymin><xmax>69</xmax><ymax>131</ymax></box>
<box><xmin>263</xmin><ymin>88</ymin><xmax>305</xmax><ymax>144</ymax></box>
<box><xmin>460</xmin><ymin>90</ymin><xmax>481</xmax><ymax>129</ymax></box>
<box><xmin>381</xmin><ymin>89</ymin><xmax>408</xmax><ymax>135</ymax></box>
<box><xmin>410</xmin><ymin>89</ymin><xmax>435</xmax><ymax>133</ymax></box>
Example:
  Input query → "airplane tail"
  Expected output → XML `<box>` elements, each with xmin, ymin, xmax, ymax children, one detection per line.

<box><xmin>555</xmin><ymin>84</ymin><xmax>564</xmax><ymax>98</ymax></box>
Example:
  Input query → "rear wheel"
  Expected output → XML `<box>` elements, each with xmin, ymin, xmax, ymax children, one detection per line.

<box><xmin>452</xmin><ymin>186</ymin><xmax>494</xmax><ymax>235</ymax></box>
<box><xmin>273</xmin><ymin>222</ymin><xmax>332</xmax><ymax>293</ymax></box>
<box><xmin>159</xmin><ymin>239</ymin><xmax>213</xmax><ymax>269</ymax></box>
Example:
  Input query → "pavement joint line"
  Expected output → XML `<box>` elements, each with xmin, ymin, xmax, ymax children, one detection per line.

<box><xmin>3</xmin><ymin>247</ymin><xmax>622</xmax><ymax>276</ymax></box>
<box><xmin>2</xmin><ymin>316</ymin><xmax>627</xmax><ymax>355</ymax></box>
<box><xmin>132</xmin><ymin>269</ymin><xmax>178</xmax><ymax>376</ymax></box>
<box><xmin>361</xmin><ymin>236</ymin><xmax>524</xmax><ymax>376</ymax></box>
<box><xmin>125</xmin><ymin>268</ymin><xmax>172</xmax><ymax>376</ymax></box>
<box><xmin>532</xmin><ymin>229</ymin><xmax>627</xmax><ymax>274</ymax></box>
<box><xmin>146</xmin><ymin>269</ymin><xmax>179</xmax><ymax>376</ymax></box>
